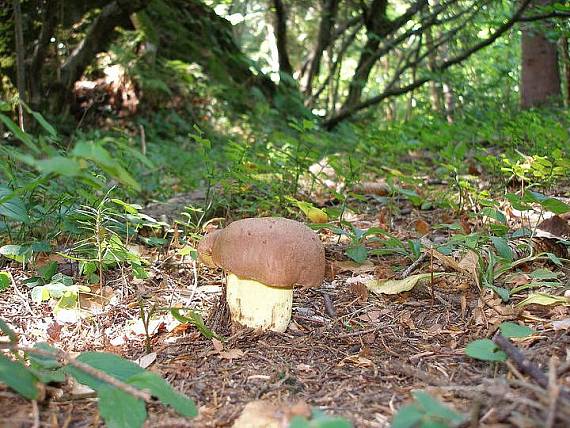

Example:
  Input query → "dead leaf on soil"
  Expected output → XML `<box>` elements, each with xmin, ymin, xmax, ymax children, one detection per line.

<box><xmin>552</xmin><ymin>318</ymin><xmax>570</xmax><ymax>330</ymax></box>
<box><xmin>365</xmin><ymin>272</ymin><xmax>446</xmax><ymax>295</ymax></box>
<box><xmin>348</xmin><ymin>282</ymin><xmax>369</xmax><ymax>302</ymax></box>
<box><xmin>232</xmin><ymin>400</ymin><xmax>311</xmax><ymax>428</ymax></box>
<box><xmin>414</xmin><ymin>219</ymin><xmax>430</xmax><ymax>235</ymax></box>
<box><xmin>136</xmin><ymin>352</ymin><xmax>157</xmax><ymax>369</ymax></box>
<box><xmin>517</xmin><ymin>293</ymin><xmax>569</xmax><ymax>308</ymax></box>
<box><xmin>458</xmin><ymin>249</ymin><xmax>480</xmax><ymax>288</ymax></box>
<box><xmin>218</xmin><ymin>348</ymin><xmax>245</xmax><ymax>361</ymax></box>
<box><xmin>338</xmin><ymin>354</ymin><xmax>375</xmax><ymax>368</ymax></box>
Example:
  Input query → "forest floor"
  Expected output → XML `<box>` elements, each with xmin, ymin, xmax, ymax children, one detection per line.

<box><xmin>1</xmin><ymin>169</ymin><xmax>569</xmax><ymax>427</ymax></box>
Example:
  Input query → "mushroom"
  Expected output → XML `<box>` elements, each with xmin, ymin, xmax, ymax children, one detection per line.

<box><xmin>198</xmin><ymin>217</ymin><xmax>325</xmax><ymax>332</ymax></box>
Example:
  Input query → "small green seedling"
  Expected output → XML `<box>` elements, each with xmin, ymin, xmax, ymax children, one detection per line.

<box><xmin>391</xmin><ymin>390</ymin><xmax>465</xmax><ymax>428</ymax></box>
<box><xmin>465</xmin><ymin>321</ymin><xmax>535</xmax><ymax>362</ymax></box>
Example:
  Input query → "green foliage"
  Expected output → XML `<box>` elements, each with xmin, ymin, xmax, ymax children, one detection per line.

<box><xmin>391</xmin><ymin>391</ymin><xmax>465</xmax><ymax>428</ymax></box>
<box><xmin>465</xmin><ymin>321</ymin><xmax>535</xmax><ymax>362</ymax></box>
<box><xmin>289</xmin><ymin>409</ymin><xmax>352</xmax><ymax>428</ymax></box>
<box><xmin>0</xmin><ymin>322</ymin><xmax>197</xmax><ymax>428</ymax></box>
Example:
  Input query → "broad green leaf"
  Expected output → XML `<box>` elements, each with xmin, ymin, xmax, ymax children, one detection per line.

<box><xmin>498</xmin><ymin>322</ymin><xmax>534</xmax><ymax>338</ymax></box>
<box><xmin>465</xmin><ymin>339</ymin><xmax>506</xmax><ymax>362</ymax></box>
<box><xmin>28</xmin><ymin>344</ymin><xmax>65</xmax><ymax>383</ymax></box>
<box><xmin>67</xmin><ymin>352</ymin><xmax>145</xmax><ymax>390</ymax></box>
<box><xmin>35</xmin><ymin>157</ymin><xmax>82</xmax><ymax>177</ymax></box>
<box><xmin>546</xmin><ymin>253</ymin><xmax>562</xmax><ymax>267</ymax></box>
<box><xmin>0</xmin><ymin>187</ymin><xmax>30</xmax><ymax>223</ymax></box>
<box><xmin>0</xmin><ymin>245</ymin><xmax>28</xmax><ymax>263</ymax></box>
<box><xmin>37</xmin><ymin>261</ymin><xmax>58</xmax><ymax>282</ymax></box>
<box><xmin>31</xmin><ymin>286</ymin><xmax>50</xmax><ymax>303</ymax></box>
<box><xmin>25</xmin><ymin>107</ymin><xmax>57</xmax><ymax>137</ymax></box>
<box><xmin>0</xmin><ymin>319</ymin><xmax>17</xmax><ymax>342</ymax></box>
<box><xmin>481</xmin><ymin>207</ymin><xmax>507</xmax><ymax>224</ymax></box>
<box><xmin>127</xmin><ymin>371</ymin><xmax>197</xmax><ymax>417</ymax></box>
<box><xmin>365</xmin><ymin>273</ymin><xmax>444</xmax><ymax>295</ymax></box>
<box><xmin>391</xmin><ymin>404</ymin><xmax>423</xmax><ymax>428</ymax></box>
<box><xmin>111</xmin><ymin>199</ymin><xmax>142</xmax><ymax>214</ymax></box>
<box><xmin>97</xmin><ymin>385</ymin><xmax>147</xmax><ymax>428</ymax></box>
<box><xmin>0</xmin><ymin>271</ymin><xmax>11</xmax><ymax>291</ymax></box>
<box><xmin>0</xmin><ymin>113</ymin><xmax>39</xmax><ymax>154</ymax></box>
<box><xmin>413</xmin><ymin>391</ymin><xmax>464</xmax><ymax>423</ymax></box>
<box><xmin>529</xmin><ymin>268</ymin><xmax>558</xmax><ymax>280</ymax></box>
<box><xmin>346</xmin><ymin>245</ymin><xmax>368</xmax><ymax>264</ymax></box>
<box><xmin>490</xmin><ymin>236</ymin><xmax>512</xmax><ymax>261</ymax></box>
<box><xmin>516</xmin><ymin>293</ymin><xmax>569</xmax><ymax>308</ymax></box>
<box><xmin>0</xmin><ymin>354</ymin><xmax>40</xmax><ymax>400</ymax></box>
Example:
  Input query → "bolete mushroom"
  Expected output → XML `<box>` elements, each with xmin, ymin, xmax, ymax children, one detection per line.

<box><xmin>198</xmin><ymin>217</ymin><xmax>325</xmax><ymax>332</ymax></box>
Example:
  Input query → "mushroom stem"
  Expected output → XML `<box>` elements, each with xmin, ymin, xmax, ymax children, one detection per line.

<box><xmin>226</xmin><ymin>273</ymin><xmax>293</xmax><ymax>332</ymax></box>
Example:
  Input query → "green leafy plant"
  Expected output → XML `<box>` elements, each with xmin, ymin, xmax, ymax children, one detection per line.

<box><xmin>289</xmin><ymin>409</ymin><xmax>352</xmax><ymax>428</ymax></box>
<box><xmin>0</xmin><ymin>319</ymin><xmax>196</xmax><ymax>428</ymax></box>
<box><xmin>465</xmin><ymin>321</ymin><xmax>535</xmax><ymax>362</ymax></box>
<box><xmin>391</xmin><ymin>390</ymin><xmax>465</xmax><ymax>428</ymax></box>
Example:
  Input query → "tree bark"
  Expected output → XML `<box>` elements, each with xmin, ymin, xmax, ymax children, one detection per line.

<box><xmin>520</xmin><ymin>0</ymin><xmax>561</xmax><ymax>108</ymax></box>
<box><xmin>561</xmin><ymin>38</ymin><xmax>570</xmax><ymax>105</ymax></box>
<box><xmin>342</xmin><ymin>0</ymin><xmax>428</xmax><ymax>110</ymax></box>
<box><xmin>272</xmin><ymin>0</ymin><xmax>293</xmax><ymax>77</ymax></box>
<box><xmin>13</xmin><ymin>0</ymin><xmax>26</xmax><ymax>129</ymax></box>
<box><xmin>29</xmin><ymin>0</ymin><xmax>60</xmax><ymax>109</ymax></box>
<box><xmin>303</xmin><ymin>0</ymin><xmax>339</xmax><ymax>96</ymax></box>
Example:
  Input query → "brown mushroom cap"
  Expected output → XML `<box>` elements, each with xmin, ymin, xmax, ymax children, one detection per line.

<box><xmin>198</xmin><ymin>217</ymin><xmax>325</xmax><ymax>288</ymax></box>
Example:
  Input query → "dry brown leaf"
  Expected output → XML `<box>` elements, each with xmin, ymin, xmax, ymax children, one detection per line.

<box><xmin>338</xmin><ymin>354</ymin><xmax>374</xmax><ymax>368</ymax></box>
<box><xmin>458</xmin><ymin>250</ymin><xmax>480</xmax><ymax>288</ymax></box>
<box><xmin>537</xmin><ymin>215</ymin><xmax>570</xmax><ymax>238</ymax></box>
<box><xmin>218</xmin><ymin>348</ymin><xmax>245</xmax><ymax>360</ymax></box>
<box><xmin>348</xmin><ymin>282</ymin><xmax>369</xmax><ymax>302</ymax></box>
<box><xmin>414</xmin><ymin>219</ymin><xmax>430</xmax><ymax>235</ymax></box>
<box><xmin>212</xmin><ymin>338</ymin><xmax>224</xmax><ymax>352</ymax></box>
<box><xmin>430</xmin><ymin>249</ymin><xmax>466</xmax><ymax>273</ymax></box>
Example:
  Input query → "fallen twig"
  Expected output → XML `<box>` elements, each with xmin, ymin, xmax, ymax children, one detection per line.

<box><xmin>493</xmin><ymin>333</ymin><xmax>570</xmax><ymax>401</ymax></box>
<box><xmin>397</xmin><ymin>252</ymin><xmax>428</xmax><ymax>279</ymax></box>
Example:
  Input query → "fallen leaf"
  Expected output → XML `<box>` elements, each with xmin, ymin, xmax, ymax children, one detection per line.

<box><xmin>218</xmin><ymin>348</ymin><xmax>245</xmax><ymax>361</ymax></box>
<box><xmin>458</xmin><ymin>250</ymin><xmax>480</xmax><ymax>288</ymax></box>
<box><xmin>552</xmin><ymin>318</ymin><xmax>570</xmax><ymax>330</ymax></box>
<box><xmin>212</xmin><ymin>338</ymin><xmax>224</xmax><ymax>352</ymax></box>
<box><xmin>338</xmin><ymin>354</ymin><xmax>374</xmax><ymax>368</ymax></box>
<box><xmin>232</xmin><ymin>401</ymin><xmax>281</xmax><ymax>428</ymax></box>
<box><xmin>517</xmin><ymin>293</ymin><xmax>569</xmax><ymax>308</ymax></box>
<box><xmin>414</xmin><ymin>219</ymin><xmax>430</xmax><ymax>235</ymax></box>
<box><xmin>365</xmin><ymin>273</ymin><xmax>445</xmax><ymax>295</ymax></box>
<box><xmin>348</xmin><ymin>282</ymin><xmax>369</xmax><ymax>302</ymax></box>
<box><xmin>137</xmin><ymin>352</ymin><xmax>157</xmax><ymax>369</ymax></box>
<box><xmin>537</xmin><ymin>215</ymin><xmax>570</xmax><ymax>238</ymax></box>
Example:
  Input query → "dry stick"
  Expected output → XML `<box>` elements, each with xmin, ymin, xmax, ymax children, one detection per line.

<box><xmin>1</xmin><ymin>345</ymin><xmax>151</xmax><ymax>402</ymax></box>
<box><xmin>493</xmin><ymin>334</ymin><xmax>570</xmax><ymax>401</ymax></box>
<box><xmin>397</xmin><ymin>252</ymin><xmax>428</xmax><ymax>279</ymax></box>
<box><xmin>546</xmin><ymin>357</ymin><xmax>560</xmax><ymax>428</ymax></box>
<box><xmin>322</xmin><ymin>292</ymin><xmax>336</xmax><ymax>318</ymax></box>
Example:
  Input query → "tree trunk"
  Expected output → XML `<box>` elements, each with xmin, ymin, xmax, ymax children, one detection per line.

<box><xmin>560</xmin><ymin>37</ymin><xmax>570</xmax><ymax>105</ymax></box>
<box><xmin>303</xmin><ymin>0</ymin><xmax>339</xmax><ymax>96</ymax></box>
<box><xmin>520</xmin><ymin>1</ymin><xmax>561</xmax><ymax>108</ymax></box>
<box><xmin>272</xmin><ymin>0</ymin><xmax>293</xmax><ymax>77</ymax></box>
<box><xmin>13</xmin><ymin>0</ymin><xmax>26</xmax><ymax>129</ymax></box>
<box><xmin>29</xmin><ymin>0</ymin><xmax>60</xmax><ymax>110</ymax></box>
